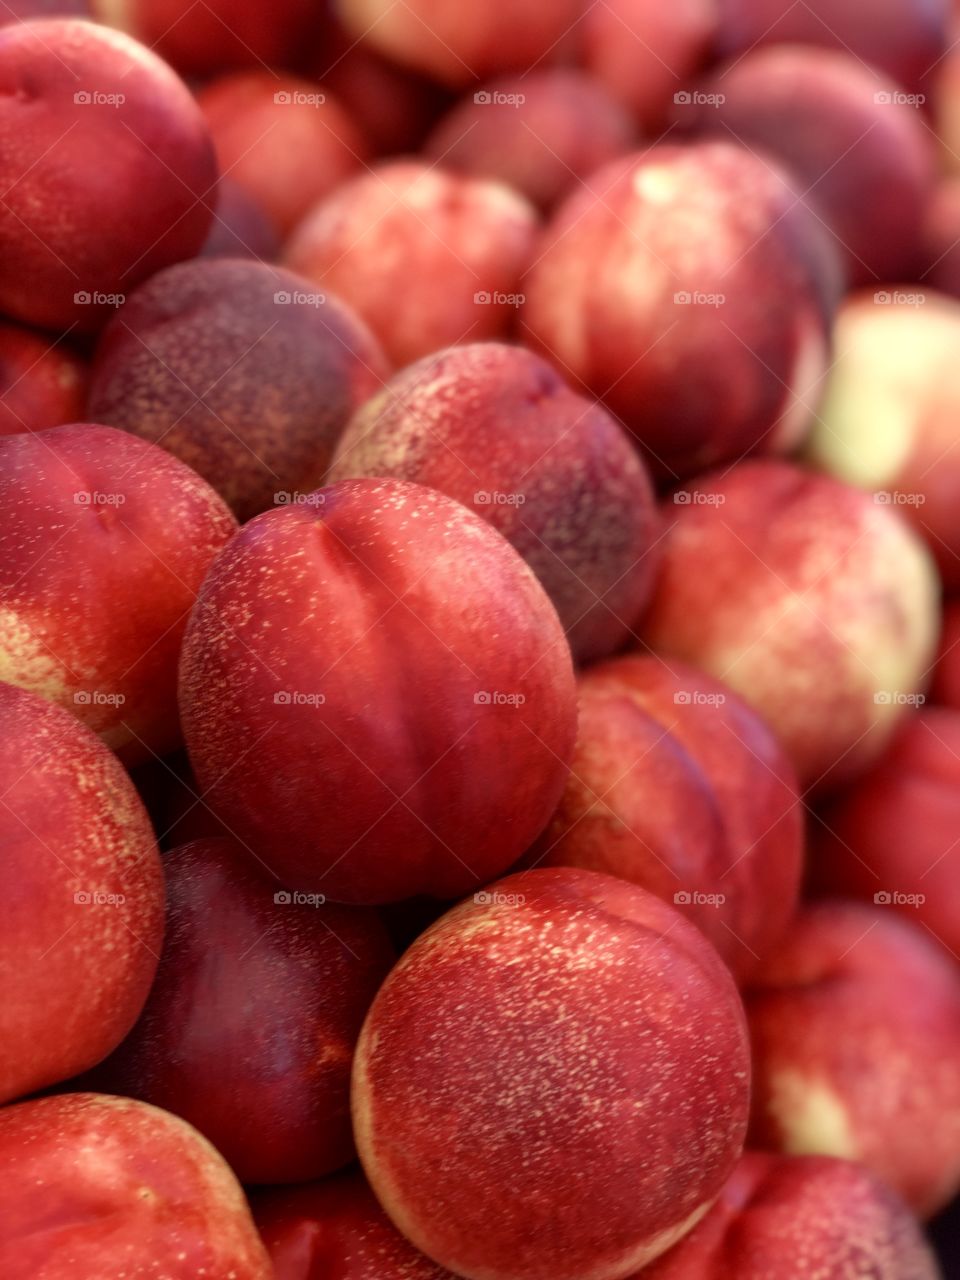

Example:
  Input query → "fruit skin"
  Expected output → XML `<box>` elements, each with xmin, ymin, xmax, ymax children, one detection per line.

<box><xmin>0</xmin><ymin>684</ymin><xmax>163</xmax><ymax>1105</ymax></box>
<box><xmin>285</xmin><ymin>160</ymin><xmax>538</xmax><ymax>367</ymax></box>
<box><xmin>87</xmin><ymin>258</ymin><xmax>389</xmax><ymax>521</ymax></box>
<box><xmin>811</xmin><ymin>708</ymin><xmax>960</xmax><ymax>960</ymax></box>
<box><xmin>198</xmin><ymin>71</ymin><xmax>367</xmax><ymax>237</ymax></box>
<box><xmin>91</xmin><ymin>837</ymin><xmax>395</xmax><ymax>1185</ymax></box>
<box><xmin>920</xmin><ymin>179</ymin><xmax>960</xmax><ymax>301</ymax></box>
<box><xmin>254</xmin><ymin>1170</ymin><xmax>456</xmax><ymax>1279</ymax></box>
<box><xmin>535</xmin><ymin>655</ymin><xmax>802</xmax><ymax>980</ymax></box>
<box><xmin>714</xmin><ymin>0</ymin><xmax>948</xmax><ymax>98</ymax></box>
<box><xmin>745</xmin><ymin>901</ymin><xmax>960</xmax><ymax>1219</ymax></box>
<box><xmin>329</xmin><ymin>342</ymin><xmax>660</xmax><ymax>664</ymax></box>
<box><xmin>523</xmin><ymin>142</ymin><xmax>837</xmax><ymax>482</ymax></box>
<box><xmin>92</xmin><ymin>0</ymin><xmax>321</xmax><ymax>76</ymax></box>
<box><xmin>932</xmin><ymin>599</ymin><xmax>960</xmax><ymax>708</ymax></box>
<box><xmin>807</xmin><ymin>287</ymin><xmax>960</xmax><ymax>590</ymax></box>
<box><xmin>179</xmin><ymin>478</ymin><xmax>577</xmax><ymax>905</ymax></box>
<box><xmin>0</xmin><ymin>323</ymin><xmax>86</xmax><ymax>435</ymax></box>
<box><xmin>580</xmin><ymin>0</ymin><xmax>718</xmax><ymax>128</ymax></box>
<box><xmin>642</xmin><ymin>460</ymin><xmax>941</xmax><ymax>789</ymax></box>
<box><xmin>682</xmin><ymin>46</ymin><xmax>936</xmax><ymax>286</ymax></box>
<box><xmin>0</xmin><ymin>423</ymin><xmax>237</xmax><ymax>763</ymax></box>
<box><xmin>425</xmin><ymin>70</ymin><xmax>635</xmax><ymax>210</ymax></box>
<box><xmin>0</xmin><ymin>19</ymin><xmax>217</xmax><ymax>332</ymax></box>
<box><xmin>333</xmin><ymin>0</ymin><xmax>579</xmax><ymax>87</ymax></box>
<box><xmin>0</xmin><ymin>1093</ymin><xmax>272</xmax><ymax>1280</ymax></box>
<box><xmin>200</xmin><ymin>178</ymin><xmax>279</xmax><ymax>262</ymax></box>
<box><xmin>353</xmin><ymin>867</ymin><xmax>751</xmax><ymax>1280</ymax></box>
<box><xmin>638</xmin><ymin>1152</ymin><xmax>943</xmax><ymax>1279</ymax></box>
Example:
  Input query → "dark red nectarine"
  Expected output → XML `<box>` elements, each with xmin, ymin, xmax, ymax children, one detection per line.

<box><xmin>328</xmin><ymin>342</ymin><xmax>660</xmax><ymax>663</ymax></box>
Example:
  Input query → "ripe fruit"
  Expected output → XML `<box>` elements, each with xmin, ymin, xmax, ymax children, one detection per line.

<box><xmin>643</xmin><ymin>460</ymin><xmax>940</xmax><ymax>788</ymax></box>
<box><xmin>329</xmin><ymin>343</ymin><xmax>660</xmax><ymax>663</ymax></box>
<box><xmin>180</xmin><ymin>478</ymin><xmax>577</xmax><ymax>904</ymax></box>
<box><xmin>746</xmin><ymin>901</ymin><xmax>960</xmax><ymax>1217</ymax></box>
<box><xmin>92</xmin><ymin>837</ymin><xmax>395</xmax><ymax>1184</ymax></box>
<box><xmin>0</xmin><ymin>423</ymin><xmax>236</xmax><ymax>761</ymax></box>
<box><xmin>87</xmin><ymin>259</ymin><xmax>388</xmax><ymax>521</ymax></box>
<box><xmin>0</xmin><ymin>19</ymin><xmax>216</xmax><ymax>331</ymax></box>
<box><xmin>0</xmin><ymin>1094</ymin><xmax>271</xmax><ymax>1279</ymax></box>
<box><xmin>0</xmin><ymin>684</ymin><xmax>163</xmax><ymax>1105</ymax></box>
<box><xmin>285</xmin><ymin>161</ymin><xmax>537</xmax><ymax>366</ymax></box>
<box><xmin>524</xmin><ymin>142</ymin><xmax>837</xmax><ymax>480</ymax></box>
<box><xmin>353</xmin><ymin>867</ymin><xmax>751</xmax><ymax>1280</ymax></box>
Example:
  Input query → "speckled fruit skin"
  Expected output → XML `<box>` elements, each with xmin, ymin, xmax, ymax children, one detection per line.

<box><xmin>580</xmin><ymin>0</ymin><xmax>718</xmax><ymax>128</ymax></box>
<box><xmin>92</xmin><ymin>0</ymin><xmax>321</xmax><ymax>76</ymax></box>
<box><xmin>353</xmin><ymin>867</ymin><xmax>751</xmax><ymax>1280</ymax></box>
<box><xmin>642</xmin><ymin>460</ymin><xmax>941</xmax><ymax>790</ymax></box>
<box><xmin>87</xmin><ymin>259</ymin><xmax>388</xmax><ymax>521</ymax></box>
<box><xmin>0</xmin><ymin>1093</ymin><xmax>272</xmax><ymax>1279</ymax></box>
<box><xmin>328</xmin><ymin>343</ymin><xmax>660</xmax><ymax>664</ymax></box>
<box><xmin>334</xmin><ymin>0</ymin><xmax>579</xmax><ymax>86</ymax></box>
<box><xmin>284</xmin><ymin>161</ymin><xmax>538</xmax><ymax>367</ymax></box>
<box><xmin>714</xmin><ymin>0</ymin><xmax>947</xmax><ymax>98</ymax></box>
<box><xmin>0</xmin><ymin>685</ymin><xmax>163</xmax><ymax>1105</ymax></box>
<box><xmin>200</xmin><ymin>178</ymin><xmax>280</xmax><ymax>262</ymax></box>
<box><xmin>425</xmin><ymin>71</ymin><xmax>635</xmax><ymax>211</ymax></box>
<box><xmin>745</xmin><ymin>901</ymin><xmax>960</xmax><ymax>1219</ymax></box>
<box><xmin>523</xmin><ymin>143</ymin><xmax>836</xmax><ymax>482</ymax></box>
<box><xmin>638</xmin><ymin>1153</ymin><xmax>942</xmax><ymax>1279</ymax></box>
<box><xmin>0</xmin><ymin>323</ymin><xmax>86</xmax><ymax>435</ymax></box>
<box><xmin>808</xmin><ymin>289</ymin><xmax>960</xmax><ymax>590</ymax></box>
<box><xmin>534</xmin><ymin>655</ymin><xmax>802</xmax><ymax>980</ymax></box>
<box><xmin>811</xmin><ymin>710</ymin><xmax>960</xmax><ymax>960</ymax></box>
<box><xmin>0</xmin><ymin>19</ymin><xmax>216</xmax><ymax>333</ymax></box>
<box><xmin>179</xmin><ymin>478</ymin><xmax>577</xmax><ymax>905</ymax></box>
<box><xmin>91</xmin><ymin>837</ymin><xmax>395</xmax><ymax>1185</ymax></box>
<box><xmin>198</xmin><ymin>72</ymin><xmax>367</xmax><ymax>237</ymax></box>
<box><xmin>254</xmin><ymin>1171</ymin><xmax>456</xmax><ymax>1279</ymax></box>
<box><xmin>682</xmin><ymin>47</ymin><xmax>936</xmax><ymax>287</ymax></box>
<box><xmin>0</xmin><ymin>423</ymin><xmax>236</xmax><ymax>763</ymax></box>
<box><xmin>932</xmin><ymin>600</ymin><xmax>960</xmax><ymax>708</ymax></box>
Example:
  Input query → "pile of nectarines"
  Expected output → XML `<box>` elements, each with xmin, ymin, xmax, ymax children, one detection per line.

<box><xmin>0</xmin><ymin>4</ymin><xmax>957</xmax><ymax>1278</ymax></box>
